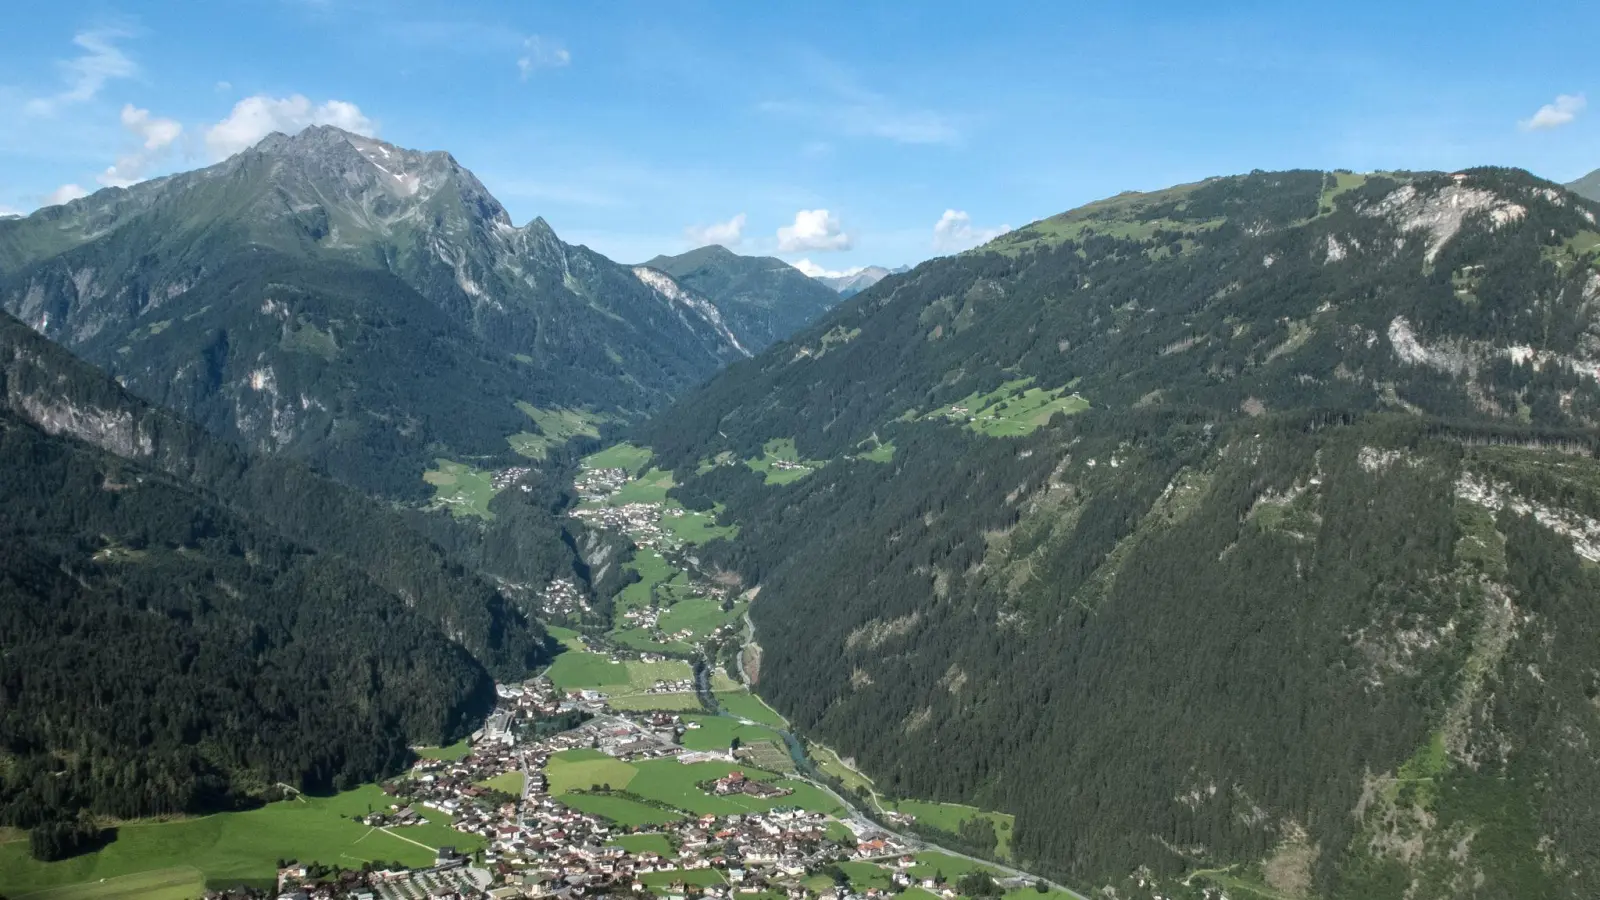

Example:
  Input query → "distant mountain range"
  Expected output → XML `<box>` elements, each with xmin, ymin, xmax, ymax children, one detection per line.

<box><xmin>0</xmin><ymin>126</ymin><xmax>757</xmax><ymax>499</ymax></box>
<box><xmin>642</xmin><ymin>245</ymin><xmax>844</xmax><ymax>351</ymax></box>
<box><xmin>1571</xmin><ymin>167</ymin><xmax>1600</xmax><ymax>203</ymax></box>
<box><xmin>801</xmin><ymin>264</ymin><xmax>912</xmax><ymax>297</ymax></box>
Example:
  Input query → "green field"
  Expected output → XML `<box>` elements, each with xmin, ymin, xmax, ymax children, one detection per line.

<box><xmin>583</xmin><ymin>442</ymin><xmax>655</xmax><ymax>476</ymax></box>
<box><xmin>714</xmin><ymin>691</ymin><xmax>788</xmax><ymax>728</ymax></box>
<box><xmin>607</xmin><ymin>832</ymin><xmax>676</xmax><ymax>856</ymax></box>
<box><xmin>838</xmin><ymin>861</ymin><xmax>895</xmax><ymax>889</ymax></box>
<box><xmin>744</xmin><ymin>438</ymin><xmax>824</xmax><ymax>485</ymax></box>
<box><xmin>659</xmin><ymin>505</ymin><xmax>739</xmax><ymax>544</ymax></box>
<box><xmin>928</xmin><ymin>379</ymin><xmax>1089</xmax><ymax>438</ymax></box>
<box><xmin>625</xmin><ymin>759</ymin><xmax>843</xmax><ymax>817</ymax></box>
<box><xmin>422</xmin><ymin>459</ymin><xmax>500</xmax><ymax>519</ymax></box>
<box><xmin>509</xmin><ymin>403</ymin><xmax>607</xmax><ymax>460</ymax></box>
<box><xmin>413</xmin><ymin>739</ymin><xmax>471</xmax><ymax>761</ymax></box>
<box><xmin>739</xmin><ymin>741</ymin><xmax>796</xmax><ymax>775</ymax></box>
<box><xmin>0</xmin><ymin>784</ymin><xmax>483</xmax><ymax>895</ymax></box>
<box><xmin>7</xmin><ymin>865</ymin><xmax>206</xmax><ymax>900</ymax></box>
<box><xmin>616</xmin><ymin>550</ymin><xmax>680</xmax><ymax>612</ymax></box>
<box><xmin>679</xmin><ymin>715</ymin><xmax>784</xmax><ymax>752</ymax></box>
<box><xmin>545</xmin><ymin>625</ymin><xmax>588</xmax><ymax>652</ymax></box>
<box><xmin>888</xmin><ymin>800</ymin><xmax>1016</xmax><ymax>859</ymax></box>
<box><xmin>475</xmin><ymin>770</ymin><xmax>525</xmax><ymax>795</ymax></box>
<box><xmin>906</xmin><ymin>851</ymin><xmax>1003</xmax><ymax>881</ymax></box>
<box><xmin>609</xmin><ymin>467</ymin><xmax>677</xmax><ymax>505</ymax></box>
<box><xmin>606</xmin><ymin>692</ymin><xmax>703</xmax><ymax>712</ymax></box>
<box><xmin>639</xmin><ymin>868</ymin><xmax>727</xmax><ymax>889</ymax></box>
<box><xmin>546</xmin><ymin>650</ymin><xmax>692</xmax><ymax>696</ymax></box>
<box><xmin>657</xmin><ymin>597</ymin><xmax>745</xmax><ymax>643</ymax></box>
<box><xmin>546</xmin><ymin>749</ymin><xmax>639</xmax><ymax>794</ymax></box>
<box><xmin>560</xmin><ymin>793</ymin><xmax>684</xmax><ymax>827</ymax></box>
<box><xmin>854</xmin><ymin>438</ymin><xmax>897</xmax><ymax>463</ymax></box>
<box><xmin>811</xmin><ymin>743</ymin><xmax>874</xmax><ymax>794</ymax></box>
<box><xmin>546</xmin><ymin>649</ymin><xmax>633</xmax><ymax>691</ymax></box>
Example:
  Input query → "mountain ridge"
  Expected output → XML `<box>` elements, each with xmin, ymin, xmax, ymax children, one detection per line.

<box><xmin>0</xmin><ymin>126</ymin><xmax>746</xmax><ymax>500</ymax></box>
<box><xmin>642</xmin><ymin>244</ymin><xmax>844</xmax><ymax>350</ymax></box>
<box><xmin>638</xmin><ymin>166</ymin><xmax>1600</xmax><ymax>898</ymax></box>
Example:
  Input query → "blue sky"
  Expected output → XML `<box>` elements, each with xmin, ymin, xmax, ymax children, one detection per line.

<box><xmin>1</xmin><ymin>1</ymin><xmax>1595</xmax><ymax>271</ymax></box>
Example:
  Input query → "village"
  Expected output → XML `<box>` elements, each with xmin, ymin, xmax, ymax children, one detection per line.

<box><xmin>265</xmin><ymin>676</ymin><xmax>945</xmax><ymax>900</ymax></box>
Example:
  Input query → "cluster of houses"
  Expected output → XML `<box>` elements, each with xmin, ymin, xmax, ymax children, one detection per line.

<box><xmin>708</xmin><ymin>771</ymin><xmax>793</xmax><ymax>800</ymax></box>
<box><xmin>569</xmin><ymin>501</ymin><xmax>676</xmax><ymax>549</ymax></box>
<box><xmin>574</xmin><ymin>467</ymin><xmax>630</xmax><ymax>498</ymax></box>
<box><xmin>491</xmin><ymin>466</ymin><xmax>535</xmax><ymax>491</ymax></box>
<box><xmin>538</xmin><ymin>578</ymin><xmax>590</xmax><ymax>618</ymax></box>
<box><xmin>258</xmin><ymin>673</ymin><xmax>939</xmax><ymax>900</ymax></box>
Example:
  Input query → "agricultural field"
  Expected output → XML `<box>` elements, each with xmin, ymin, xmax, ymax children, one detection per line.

<box><xmin>615</xmin><ymin>551</ymin><xmax>681</xmax><ymax>612</ymax></box>
<box><xmin>810</xmin><ymin>744</ymin><xmax>874</xmax><ymax>794</ymax></box>
<box><xmin>679</xmin><ymin>716</ymin><xmax>784</xmax><ymax>752</ymax></box>
<box><xmin>657</xmin><ymin>597</ymin><xmax>745</xmax><ymax>642</ymax></box>
<box><xmin>560</xmin><ymin>793</ymin><xmax>683</xmax><ymax>827</ymax></box>
<box><xmin>853</xmin><ymin>438</ymin><xmax>897</xmax><ymax>463</ymax></box>
<box><xmin>582</xmin><ymin>442</ymin><xmax>655</xmax><ymax>476</ymax></box>
<box><xmin>545</xmin><ymin>749</ymin><xmax>640</xmax><ymax>794</ymax></box>
<box><xmin>744</xmin><ymin>438</ymin><xmax>825</xmax><ymax>485</ymax></box>
<box><xmin>887</xmin><ymin>800</ymin><xmax>1016</xmax><ymax>859</ymax></box>
<box><xmin>639</xmin><ymin>868</ymin><xmax>727</xmax><ymax>888</ymax></box>
<box><xmin>0</xmin><ymin>784</ymin><xmax>481</xmax><ymax>895</ymax></box>
<box><xmin>475</xmin><ymin>771</ymin><xmax>525</xmax><ymax>795</ymax></box>
<box><xmin>3</xmin><ymin>865</ymin><xmax>205</xmax><ymax>900</ymax></box>
<box><xmin>714</xmin><ymin>691</ymin><xmax>788</xmax><ymax>728</ymax></box>
<box><xmin>544</xmin><ymin>652</ymin><xmax>692</xmax><ymax>697</ymax></box>
<box><xmin>542</xmin><ymin>752</ymin><xmax>841</xmax><ymax>822</ymax></box>
<box><xmin>625</xmin><ymin>760</ymin><xmax>843</xmax><ymax>818</ymax></box>
<box><xmin>422</xmin><ymin>459</ymin><xmax>500</xmax><ymax>519</ymax></box>
<box><xmin>906</xmin><ymin>851</ymin><xmax>1003</xmax><ymax>881</ymax></box>
<box><xmin>607</xmin><ymin>467</ymin><xmax>677</xmax><ymax>505</ymax></box>
<box><xmin>926</xmin><ymin>379</ymin><xmax>1088</xmax><ymax>438</ymax></box>
<box><xmin>605</xmin><ymin>692</ymin><xmax>703</xmax><ymax>712</ymax></box>
<box><xmin>413</xmin><ymin>739</ymin><xmax>471</xmax><ymax>761</ymax></box>
<box><xmin>659</xmin><ymin>505</ymin><xmax>739</xmax><ymax>544</ymax></box>
<box><xmin>837</xmin><ymin>861</ymin><xmax>895</xmax><ymax>889</ymax></box>
<box><xmin>508</xmin><ymin>404</ymin><xmax>607</xmax><ymax>460</ymax></box>
<box><xmin>738</xmin><ymin>741</ymin><xmax>796</xmax><ymax>775</ymax></box>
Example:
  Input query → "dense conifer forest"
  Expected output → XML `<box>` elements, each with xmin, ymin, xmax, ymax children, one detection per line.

<box><xmin>638</xmin><ymin>169</ymin><xmax>1600</xmax><ymax>897</ymax></box>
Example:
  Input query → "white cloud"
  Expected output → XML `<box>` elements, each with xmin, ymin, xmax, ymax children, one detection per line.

<box><xmin>1521</xmin><ymin>94</ymin><xmax>1586</xmax><ymax>131</ymax></box>
<box><xmin>790</xmin><ymin>259</ymin><xmax>866</xmax><ymax>279</ymax></box>
<box><xmin>778</xmin><ymin>209</ymin><xmax>852</xmax><ymax>253</ymax></box>
<box><xmin>932</xmin><ymin>209</ymin><xmax>1010</xmax><ymax>252</ymax></box>
<box><xmin>204</xmin><ymin>94</ymin><xmax>376</xmax><ymax>160</ymax></box>
<box><xmin>26</xmin><ymin>27</ymin><xmax>138</xmax><ymax>115</ymax></box>
<box><xmin>98</xmin><ymin>104</ymin><xmax>183</xmax><ymax>187</ymax></box>
<box><xmin>44</xmin><ymin>184</ymin><xmax>89</xmax><ymax>207</ymax></box>
<box><xmin>215</xmin><ymin>80</ymin><xmax>233</xmax><ymax>93</ymax></box>
<box><xmin>0</xmin><ymin>204</ymin><xmax>23</xmax><ymax>218</ymax></box>
<box><xmin>518</xmin><ymin>36</ymin><xmax>571</xmax><ymax>78</ymax></box>
<box><xmin>685</xmin><ymin>213</ymin><xmax>747</xmax><ymax>247</ymax></box>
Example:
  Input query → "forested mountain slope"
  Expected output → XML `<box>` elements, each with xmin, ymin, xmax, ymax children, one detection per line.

<box><xmin>0</xmin><ymin>126</ymin><xmax>745</xmax><ymax>499</ymax></box>
<box><xmin>640</xmin><ymin>169</ymin><xmax>1600</xmax><ymax>898</ymax></box>
<box><xmin>0</xmin><ymin>308</ymin><xmax>547</xmax><ymax>676</ymax></box>
<box><xmin>642</xmin><ymin>245</ymin><xmax>843</xmax><ymax>350</ymax></box>
<box><xmin>0</xmin><ymin>309</ymin><xmax>550</xmax><ymax>842</ymax></box>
